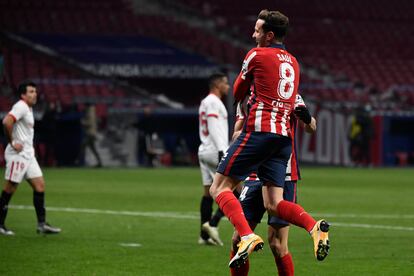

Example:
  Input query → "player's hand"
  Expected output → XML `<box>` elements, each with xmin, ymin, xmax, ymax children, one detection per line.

<box><xmin>218</xmin><ymin>151</ymin><xmax>224</xmax><ymax>162</ymax></box>
<box><xmin>12</xmin><ymin>141</ymin><xmax>23</xmax><ymax>152</ymax></box>
<box><xmin>294</xmin><ymin>106</ymin><xmax>312</xmax><ymax>125</ymax></box>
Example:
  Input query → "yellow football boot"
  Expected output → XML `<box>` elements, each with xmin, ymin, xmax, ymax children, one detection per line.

<box><xmin>311</xmin><ymin>219</ymin><xmax>330</xmax><ymax>261</ymax></box>
<box><xmin>228</xmin><ymin>234</ymin><xmax>264</xmax><ymax>268</ymax></box>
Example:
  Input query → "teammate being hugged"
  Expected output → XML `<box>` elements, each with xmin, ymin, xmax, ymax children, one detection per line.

<box><xmin>210</xmin><ymin>10</ymin><xmax>330</xmax><ymax>268</ymax></box>
<box><xmin>0</xmin><ymin>80</ymin><xmax>61</xmax><ymax>236</ymax></box>
<box><xmin>197</xmin><ymin>73</ymin><xmax>230</xmax><ymax>246</ymax></box>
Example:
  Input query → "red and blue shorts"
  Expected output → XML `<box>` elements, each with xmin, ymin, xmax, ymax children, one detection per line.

<box><xmin>217</xmin><ymin>131</ymin><xmax>292</xmax><ymax>187</ymax></box>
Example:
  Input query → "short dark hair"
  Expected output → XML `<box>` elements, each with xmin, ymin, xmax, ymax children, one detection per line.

<box><xmin>258</xmin><ymin>10</ymin><xmax>289</xmax><ymax>40</ymax></box>
<box><xmin>208</xmin><ymin>73</ymin><xmax>227</xmax><ymax>90</ymax></box>
<box><xmin>17</xmin><ymin>80</ymin><xmax>36</xmax><ymax>97</ymax></box>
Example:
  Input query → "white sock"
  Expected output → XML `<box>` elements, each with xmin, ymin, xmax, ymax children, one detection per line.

<box><xmin>241</xmin><ymin>233</ymin><xmax>255</xmax><ymax>241</ymax></box>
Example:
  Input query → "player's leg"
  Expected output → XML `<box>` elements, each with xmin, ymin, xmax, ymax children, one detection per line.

<box><xmin>258</xmin><ymin>136</ymin><xmax>311</xmax><ymax>230</ymax></box>
<box><xmin>268</xmin><ymin>225</ymin><xmax>294</xmax><ymax>276</ymax></box>
<box><xmin>261</xmin><ymin>152</ymin><xmax>330</xmax><ymax>261</ymax></box>
<box><xmin>263</xmin><ymin>184</ymin><xmax>315</xmax><ymax>230</ymax></box>
<box><xmin>215</xmin><ymin>132</ymin><xmax>282</xmax><ymax>267</ymax></box>
<box><xmin>211</xmin><ymin>173</ymin><xmax>264</xmax><ymax>267</ymax></box>
<box><xmin>229</xmin><ymin>180</ymin><xmax>265</xmax><ymax>275</ymax></box>
<box><xmin>264</xmin><ymin>185</ymin><xmax>330</xmax><ymax>260</ymax></box>
<box><xmin>27</xmin><ymin>176</ymin><xmax>61</xmax><ymax>234</ymax></box>
<box><xmin>26</xmin><ymin>159</ymin><xmax>60</xmax><ymax>234</ymax></box>
<box><xmin>0</xmin><ymin>180</ymin><xmax>18</xmax><ymax>235</ymax></box>
<box><xmin>267</xmin><ymin>181</ymin><xmax>296</xmax><ymax>275</ymax></box>
<box><xmin>199</xmin><ymin>185</ymin><xmax>216</xmax><ymax>245</ymax></box>
<box><xmin>209</xmin><ymin>173</ymin><xmax>252</xmax><ymax>235</ymax></box>
<box><xmin>230</xmin><ymin>224</ymin><xmax>254</xmax><ymax>276</ymax></box>
<box><xmin>259</xmin><ymin>136</ymin><xmax>330</xmax><ymax>261</ymax></box>
<box><xmin>205</xmin><ymin>191</ymin><xmax>239</xmax><ymax>246</ymax></box>
<box><xmin>198</xmin><ymin>154</ymin><xmax>220</xmax><ymax>245</ymax></box>
<box><xmin>208</xmin><ymin>208</ymin><xmax>224</xmax><ymax>228</ymax></box>
<box><xmin>207</xmin><ymin>191</ymin><xmax>239</xmax><ymax>244</ymax></box>
<box><xmin>202</xmin><ymin>206</ymin><xmax>224</xmax><ymax>246</ymax></box>
<box><xmin>87</xmin><ymin>136</ymin><xmax>102</xmax><ymax>167</ymax></box>
<box><xmin>1</xmin><ymin>153</ymin><xmax>28</xmax><ymax>235</ymax></box>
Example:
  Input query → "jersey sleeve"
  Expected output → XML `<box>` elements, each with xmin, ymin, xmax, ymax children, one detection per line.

<box><xmin>233</xmin><ymin>49</ymin><xmax>257</xmax><ymax>101</ymax></box>
<box><xmin>294</xmin><ymin>94</ymin><xmax>306</xmax><ymax>108</ymax></box>
<box><xmin>236</xmin><ymin>94</ymin><xmax>250</xmax><ymax>121</ymax></box>
<box><xmin>8</xmin><ymin>101</ymin><xmax>28</xmax><ymax>121</ymax></box>
<box><xmin>236</xmin><ymin>102</ymin><xmax>245</xmax><ymax>121</ymax></box>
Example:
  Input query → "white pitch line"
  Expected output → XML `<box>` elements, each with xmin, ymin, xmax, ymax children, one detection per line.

<box><xmin>330</xmin><ymin>222</ymin><xmax>414</xmax><ymax>231</ymax></box>
<box><xmin>119</xmin><ymin>243</ymin><xmax>142</xmax><ymax>248</ymax></box>
<box><xmin>10</xmin><ymin>205</ymin><xmax>199</xmax><ymax>219</ymax></box>
<box><xmin>312</xmin><ymin>213</ymin><xmax>414</xmax><ymax>220</ymax></box>
<box><xmin>9</xmin><ymin>205</ymin><xmax>414</xmax><ymax>232</ymax></box>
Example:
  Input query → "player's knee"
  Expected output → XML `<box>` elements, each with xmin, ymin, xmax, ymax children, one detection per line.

<box><xmin>36</xmin><ymin>185</ymin><xmax>45</xmax><ymax>193</ymax></box>
<box><xmin>265</xmin><ymin>202</ymin><xmax>278</xmax><ymax>216</ymax></box>
<box><xmin>210</xmin><ymin>174</ymin><xmax>236</xmax><ymax>199</ymax></box>
<box><xmin>3</xmin><ymin>186</ymin><xmax>16</xmax><ymax>194</ymax></box>
<box><xmin>209</xmin><ymin>184</ymin><xmax>217</xmax><ymax>199</ymax></box>
<box><xmin>268</xmin><ymin>237</ymin><xmax>288</xmax><ymax>257</ymax></box>
<box><xmin>209</xmin><ymin>176</ymin><xmax>224</xmax><ymax>199</ymax></box>
<box><xmin>32</xmin><ymin>180</ymin><xmax>45</xmax><ymax>192</ymax></box>
<box><xmin>203</xmin><ymin>186</ymin><xmax>212</xmax><ymax>197</ymax></box>
<box><xmin>4</xmin><ymin>181</ymin><xmax>18</xmax><ymax>193</ymax></box>
<box><xmin>265</xmin><ymin>199</ymin><xmax>284</xmax><ymax>216</ymax></box>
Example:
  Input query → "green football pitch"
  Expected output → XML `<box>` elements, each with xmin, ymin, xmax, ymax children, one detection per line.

<box><xmin>0</xmin><ymin>167</ymin><xmax>413</xmax><ymax>275</ymax></box>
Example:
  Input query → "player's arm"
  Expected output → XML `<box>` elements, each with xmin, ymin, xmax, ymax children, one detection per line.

<box><xmin>2</xmin><ymin>115</ymin><xmax>23</xmax><ymax>152</ymax></box>
<box><xmin>233</xmin><ymin>74</ymin><xmax>251</xmax><ymax>102</ymax></box>
<box><xmin>232</xmin><ymin>119</ymin><xmax>244</xmax><ymax>142</ymax></box>
<box><xmin>233</xmin><ymin>50</ymin><xmax>256</xmax><ymax>101</ymax></box>
<box><xmin>231</xmin><ymin>100</ymin><xmax>247</xmax><ymax>141</ymax></box>
<box><xmin>303</xmin><ymin>116</ymin><xmax>317</xmax><ymax>133</ymax></box>
<box><xmin>295</xmin><ymin>106</ymin><xmax>317</xmax><ymax>134</ymax></box>
<box><xmin>294</xmin><ymin>94</ymin><xmax>317</xmax><ymax>134</ymax></box>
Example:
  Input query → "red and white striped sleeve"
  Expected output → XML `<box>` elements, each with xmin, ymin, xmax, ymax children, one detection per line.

<box><xmin>233</xmin><ymin>49</ymin><xmax>257</xmax><ymax>101</ymax></box>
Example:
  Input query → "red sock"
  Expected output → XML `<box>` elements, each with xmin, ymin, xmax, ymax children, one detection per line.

<box><xmin>275</xmin><ymin>253</ymin><xmax>294</xmax><ymax>276</ymax></box>
<box><xmin>276</xmin><ymin>200</ymin><xmax>316</xmax><ymax>232</ymax></box>
<box><xmin>230</xmin><ymin>250</ymin><xmax>249</xmax><ymax>276</ymax></box>
<box><xmin>216</xmin><ymin>191</ymin><xmax>252</xmax><ymax>237</ymax></box>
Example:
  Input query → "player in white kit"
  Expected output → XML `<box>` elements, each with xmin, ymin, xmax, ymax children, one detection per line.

<box><xmin>0</xmin><ymin>80</ymin><xmax>61</xmax><ymax>235</ymax></box>
<box><xmin>198</xmin><ymin>73</ymin><xmax>230</xmax><ymax>246</ymax></box>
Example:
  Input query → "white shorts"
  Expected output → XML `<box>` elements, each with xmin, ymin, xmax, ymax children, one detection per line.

<box><xmin>198</xmin><ymin>151</ymin><xmax>219</xmax><ymax>186</ymax></box>
<box><xmin>4</xmin><ymin>153</ymin><xmax>43</xmax><ymax>183</ymax></box>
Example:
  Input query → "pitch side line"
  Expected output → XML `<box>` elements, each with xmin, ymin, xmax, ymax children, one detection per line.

<box><xmin>311</xmin><ymin>213</ymin><xmax>414</xmax><ymax>219</ymax></box>
<box><xmin>330</xmin><ymin>222</ymin><xmax>414</xmax><ymax>231</ymax></box>
<box><xmin>10</xmin><ymin>205</ymin><xmax>199</xmax><ymax>219</ymax></box>
<box><xmin>9</xmin><ymin>205</ymin><xmax>414</xmax><ymax>231</ymax></box>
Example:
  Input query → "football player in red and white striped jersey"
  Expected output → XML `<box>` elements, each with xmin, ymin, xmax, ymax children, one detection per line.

<box><xmin>230</xmin><ymin>93</ymin><xmax>317</xmax><ymax>276</ymax></box>
<box><xmin>210</xmin><ymin>10</ymin><xmax>330</xmax><ymax>268</ymax></box>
